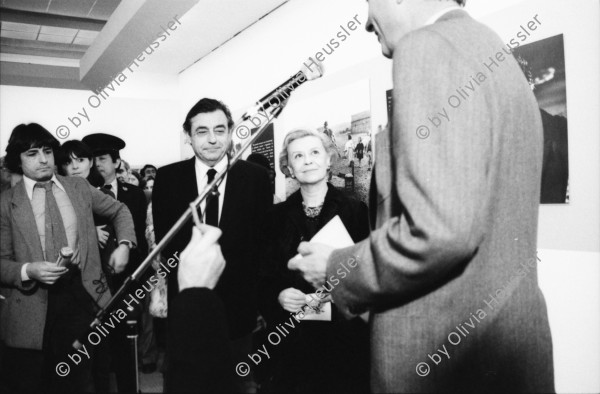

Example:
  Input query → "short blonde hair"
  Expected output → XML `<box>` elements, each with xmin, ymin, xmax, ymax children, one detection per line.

<box><xmin>279</xmin><ymin>129</ymin><xmax>338</xmax><ymax>177</ymax></box>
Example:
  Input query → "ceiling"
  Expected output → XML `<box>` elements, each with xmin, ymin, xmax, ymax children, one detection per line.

<box><xmin>0</xmin><ymin>0</ymin><xmax>289</xmax><ymax>91</ymax></box>
<box><xmin>1</xmin><ymin>0</ymin><xmax>119</xmax><ymax>62</ymax></box>
<box><xmin>0</xmin><ymin>0</ymin><xmax>518</xmax><ymax>91</ymax></box>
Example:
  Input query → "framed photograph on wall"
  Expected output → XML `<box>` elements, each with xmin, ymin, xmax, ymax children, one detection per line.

<box><xmin>513</xmin><ymin>34</ymin><xmax>569</xmax><ymax>204</ymax></box>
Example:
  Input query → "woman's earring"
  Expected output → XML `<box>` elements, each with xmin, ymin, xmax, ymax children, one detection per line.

<box><xmin>291</xmin><ymin>174</ymin><xmax>296</xmax><ymax>179</ymax></box>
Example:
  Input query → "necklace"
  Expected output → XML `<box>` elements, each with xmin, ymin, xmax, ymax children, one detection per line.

<box><xmin>302</xmin><ymin>201</ymin><xmax>324</xmax><ymax>218</ymax></box>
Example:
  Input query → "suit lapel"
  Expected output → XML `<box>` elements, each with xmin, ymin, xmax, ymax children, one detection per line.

<box><xmin>219</xmin><ymin>161</ymin><xmax>245</xmax><ymax>232</ymax></box>
<box><xmin>182</xmin><ymin>158</ymin><xmax>200</xmax><ymax>224</ymax></box>
<box><xmin>285</xmin><ymin>191</ymin><xmax>306</xmax><ymax>236</ymax></box>
<box><xmin>185</xmin><ymin>157</ymin><xmax>199</xmax><ymax>201</ymax></box>
<box><xmin>320</xmin><ymin>184</ymin><xmax>341</xmax><ymax>225</ymax></box>
<box><xmin>117</xmin><ymin>182</ymin><xmax>128</xmax><ymax>203</ymax></box>
<box><xmin>11</xmin><ymin>182</ymin><xmax>44</xmax><ymax>261</ymax></box>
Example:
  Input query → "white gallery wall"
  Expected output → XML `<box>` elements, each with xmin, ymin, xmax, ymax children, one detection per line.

<box><xmin>0</xmin><ymin>72</ymin><xmax>182</xmax><ymax>168</ymax></box>
<box><xmin>481</xmin><ymin>2</ymin><xmax>600</xmax><ymax>391</ymax></box>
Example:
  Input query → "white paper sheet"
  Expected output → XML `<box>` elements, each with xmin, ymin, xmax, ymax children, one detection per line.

<box><xmin>290</xmin><ymin>215</ymin><xmax>356</xmax><ymax>322</ymax></box>
<box><xmin>291</xmin><ymin>215</ymin><xmax>354</xmax><ymax>263</ymax></box>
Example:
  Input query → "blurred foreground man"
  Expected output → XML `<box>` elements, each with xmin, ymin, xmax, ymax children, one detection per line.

<box><xmin>290</xmin><ymin>0</ymin><xmax>555</xmax><ymax>392</ymax></box>
<box><xmin>167</xmin><ymin>224</ymin><xmax>233</xmax><ymax>393</ymax></box>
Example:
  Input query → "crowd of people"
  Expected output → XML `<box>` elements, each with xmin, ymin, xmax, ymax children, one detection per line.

<box><xmin>1</xmin><ymin>0</ymin><xmax>557</xmax><ymax>393</ymax></box>
<box><xmin>0</xmin><ymin>97</ymin><xmax>373</xmax><ymax>393</ymax></box>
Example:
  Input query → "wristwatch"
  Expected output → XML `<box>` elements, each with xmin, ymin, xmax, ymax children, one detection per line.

<box><xmin>118</xmin><ymin>240</ymin><xmax>134</xmax><ymax>249</ymax></box>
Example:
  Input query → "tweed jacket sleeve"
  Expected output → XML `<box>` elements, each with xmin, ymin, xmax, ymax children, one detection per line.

<box><xmin>327</xmin><ymin>29</ymin><xmax>493</xmax><ymax>314</ymax></box>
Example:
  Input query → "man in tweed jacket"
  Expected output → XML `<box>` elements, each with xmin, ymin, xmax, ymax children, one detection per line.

<box><xmin>290</xmin><ymin>0</ymin><xmax>555</xmax><ymax>392</ymax></box>
<box><xmin>0</xmin><ymin>123</ymin><xmax>136</xmax><ymax>393</ymax></box>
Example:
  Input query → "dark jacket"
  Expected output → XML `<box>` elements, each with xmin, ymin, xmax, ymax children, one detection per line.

<box><xmin>258</xmin><ymin>183</ymin><xmax>370</xmax><ymax>392</ymax></box>
<box><xmin>153</xmin><ymin>158</ymin><xmax>272</xmax><ymax>339</ymax></box>
<box><xmin>259</xmin><ymin>183</ymin><xmax>370</xmax><ymax>323</ymax></box>
<box><xmin>116</xmin><ymin>181</ymin><xmax>148</xmax><ymax>266</ymax></box>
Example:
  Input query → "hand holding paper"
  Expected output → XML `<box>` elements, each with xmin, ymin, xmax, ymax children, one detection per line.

<box><xmin>288</xmin><ymin>242</ymin><xmax>333</xmax><ymax>288</ymax></box>
<box><xmin>287</xmin><ymin>215</ymin><xmax>354</xmax><ymax>289</ymax></box>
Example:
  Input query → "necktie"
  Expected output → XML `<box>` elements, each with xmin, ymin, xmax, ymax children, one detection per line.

<box><xmin>103</xmin><ymin>184</ymin><xmax>115</xmax><ymax>199</ymax></box>
<box><xmin>205</xmin><ymin>169</ymin><xmax>219</xmax><ymax>226</ymax></box>
<box><xmin>36</xmin><ymin>181</ymin><xmax>69</xmax><ymax>262</ymax></box>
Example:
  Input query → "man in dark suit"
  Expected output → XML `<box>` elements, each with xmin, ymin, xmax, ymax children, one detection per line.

<box><xmin>0</xmin><ymin>123</ymin><xmax>136</xmax><ymax>393</ymax></box>
<box><xmin>82</xmin><ymin>133</ymin><xmax>148</xmax><ymax>271</ymax></box>
<box><xmin>290</xmin><ymin>0</ymin><xmax>554</xmax><ymax>392</ymax></box>
<box><xmin>82</xmin><ymin>133</ymin><xmax>151</xmax><ymax>391</ymax></box>
<box><xmin>153</xmin><ymin>98</ymin><xmax>272</xmax><ymax>391</ymax></box>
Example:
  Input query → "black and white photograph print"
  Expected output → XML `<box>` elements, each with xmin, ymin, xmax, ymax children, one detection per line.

<box><xmin>513</xmin><ymin>34</ymin><xmax>569</xmax><ymax>204</ymax></box>
<box><xmin>279</xmin><ymin>79</ymin><xmax>372</xmax><ymax>204</ymax></box>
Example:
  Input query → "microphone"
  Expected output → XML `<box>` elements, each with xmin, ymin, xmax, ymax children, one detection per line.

<box><xmin>243</xmin><ymin>57</ymin><xmax>324</xmax><ymax>119</ymax></box>
<box><xmin>56</xmin><ymin>247</ymin><xmax>74</xmax><ymax>268</ymax></box>
<box><xmin>73</xmin><ymin>57</ymin><xmax>318</xmax><ymax>353</ymax></box>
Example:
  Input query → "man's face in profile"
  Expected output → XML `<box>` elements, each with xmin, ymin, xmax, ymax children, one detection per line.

<box><xmin>366</xmin><ymin>0</ymin><xmax>419</xmax><ymax>59</ymax></box>
<box><xmin>366</xmin><ymin>0</ymin><xmax>399</xmax><ymax>58</ymax></box>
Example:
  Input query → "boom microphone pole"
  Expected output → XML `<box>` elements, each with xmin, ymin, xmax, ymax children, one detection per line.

<box><xmin>73</xmin><ymin>58</ymin><xmax>324</xmax><ymax>350</ymax></box>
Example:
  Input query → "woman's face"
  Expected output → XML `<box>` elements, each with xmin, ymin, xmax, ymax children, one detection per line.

<box><xmin>129</xmin><ymin>174</ymin><xmax>139</xmax><ymax>186</ymax></box>
<box><xmin>286</xmin><ymin>136</ymin><xmax>330</xmax><ymax>186</ymax></box>
<box><xmin>144</xmin><ymin>179</ymin><xmax>154</xmax><ymax>192</ymax></box>
<box><xmin>63</xmin><ymin>154</ymin><xmax>92</xmax><ymax>178</ymax></box>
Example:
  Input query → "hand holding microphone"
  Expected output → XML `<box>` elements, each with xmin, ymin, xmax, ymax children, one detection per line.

<box><xmin>26</xmin><ymin>262</ymin><xmax>68</xmax><ymax>285</ymax></box>
<box><xmin>56</xmin><ymin>246</ymin><xmax>74</xmax><ymax>267</ymax></box>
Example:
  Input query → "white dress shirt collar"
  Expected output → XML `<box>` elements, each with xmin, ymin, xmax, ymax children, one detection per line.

<box><xmin>23</xmin><ymin>174</ymin><xmax>65</xmax><ymax>200</ymax></box>
<box><xmin>424</xmin><ymin>5</ymin><xmax>463</xmax><ymax>26</ymax></box>
<box><xmin>194</xmin><ymin>155</ymin><xmax>228</xmax><ymax>178</ymax></box>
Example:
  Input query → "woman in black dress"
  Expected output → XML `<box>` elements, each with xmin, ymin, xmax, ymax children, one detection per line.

<box><xmin>259</xmin><ymin>129</ymin><xmax>370</xmax><ymax>393</ymax></box>
<box><xmin>354</xmin><ymin>136</ymin><xmax>365</xmax><ymax>168</ymax></box>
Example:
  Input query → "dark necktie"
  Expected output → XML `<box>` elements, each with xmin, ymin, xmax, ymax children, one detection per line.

<box><xmin>205</xmin><ymin>169</ymin><xmax>219</xmax><ymax>226</ymax></box>
<box><xmin>36</xmin><ymin>181</ymin><xmax>69</xmax><ymax>262</ymax></box>
<box><xmin>103</xmin><ymin>184</ymin><xmax>116</xmax><ymax>199</ymax></box>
